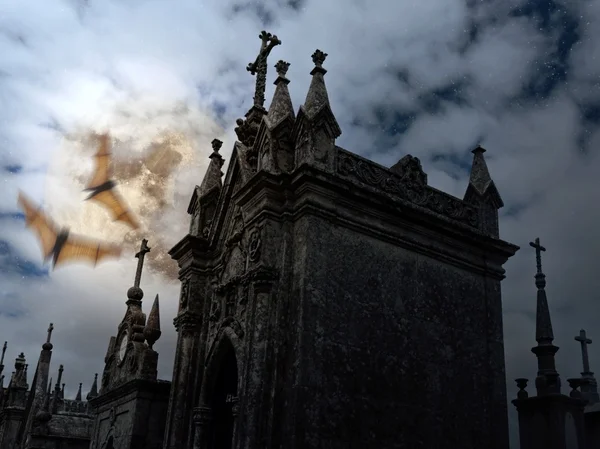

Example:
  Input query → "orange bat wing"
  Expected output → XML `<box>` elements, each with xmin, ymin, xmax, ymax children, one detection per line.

<box><xmin>88</xmin><ymin>188</ymin><xmax>139</xmax><ymax>230</ymax></box>
<box><xmin>86</xmin><ymin>134</ymin><xmax>112</xmax><ymax>189</ymax></box>
<box><xmin>17</xmin><ymin>191</ymin><xmax>60</xmax><ymax>260</ymax></box>
<box><xmin>54</xmin><ymin>233</ymin><xmax>122</xmax><ymax>268</ymax></box>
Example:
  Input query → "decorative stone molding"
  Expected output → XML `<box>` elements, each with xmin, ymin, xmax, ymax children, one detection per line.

<box><xmin>193</xmin><ymin>405</ymin><xmax>213</xmax><ymax>426</ymax></box>
<box><xmin>214</xmin><ymin>265</ymin><xmax>279</xmax><ymax>294</ymax></box>
<box><xmin>247</xmin><ymin>227</ymin><xmax>262</xmax><ymax>262</ymax></box>
<box><xmin>337</xmin><ymin>149</ymin><xmax>478</xmax><ymax>227</ymax></box>
<box><xmin>179</xmin><ymin>279</ymin><xmax>190</xmax><ymax>310</ymax></box>
<box><xmin>173</xmin><ymin>311</ymin><xmax>202</xmax><ymax>334</ymax></box>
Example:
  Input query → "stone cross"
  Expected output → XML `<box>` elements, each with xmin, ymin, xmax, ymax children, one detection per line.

<box><xmin>134</xmin><ymin>239</ymin><xmax>151</xmax><ymax>289</ymax></box>
<box><xmin>529</xmin><ymin>238</ymin><xmax>546</xmax><ymax>274</ymax></box>
<box><xmin>575</xmin><ymin>329</ymin><xmax>593</xmax><ymax>373</ymax></box>
<box><xmin>246</xmin><ymin>30</ymin><xmax>281</xmax><ymax>108</ymax></box>
<box><xmin>46</xmin><ymin>323</ymin><xmax>54</xmax><ymax>343</ymax></box>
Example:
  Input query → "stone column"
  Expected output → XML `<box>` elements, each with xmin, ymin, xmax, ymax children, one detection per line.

<box><xmin>163</xmin><ymin>311</ymin><xmax>201</xmax><ymax>449</ymax></box>
<box><xmin>231</xmin><ymin>396</ymin><xmax>241</xmax><ymax>448</ymax></box>
<box><xmin>240</xmin><ymin>276</ymin><xmax>277</xmax><ymax>448</ymax></box>
<box><xmin>192</xmin><ymin>405</ymin><xmax>212</xmax><ymax>449</ymax></box>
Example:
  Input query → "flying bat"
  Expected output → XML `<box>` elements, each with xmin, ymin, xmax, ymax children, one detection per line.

<box><xmin>17</xmin><ymin>191</ymin><xmax>122</xmax><ymax>269</ymax></box>
<box><xmin>83</xmin><ymin>133</ymin><xmax>140</xmax><ymax>229</ymax></box>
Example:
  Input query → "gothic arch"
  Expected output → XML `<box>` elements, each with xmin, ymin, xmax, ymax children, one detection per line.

<box><xmin>103</xmin><ymin>436</ymin><xmax>114</xmax><ymax>449</ymax></box>
<box><xmin>200</xmin><ymin>326</ymin><xmax>244</xmax><ymax>405</ymax></box>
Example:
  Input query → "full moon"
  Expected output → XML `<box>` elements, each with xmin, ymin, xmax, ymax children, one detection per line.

<box><xmin>43</xmin><ymin>100</ymin><xmax>224</xmax><ymax>280</ymax></box>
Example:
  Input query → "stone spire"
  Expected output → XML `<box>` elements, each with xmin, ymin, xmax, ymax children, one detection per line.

<box><xmin>18</xmin><ymin>323</ymin><xmax>55</xmax><ymax>444</ymax></box>
<box><xmin>265</xmin><ymin>60</ymin><xmax>295</xmax><ymax>128</ymax></box>
<box><xmin>529</xmin><ymin>238</ymin><xmax>561</xmax><ymax>396</ymax></box>
<box><xmin>75</xmin><ymin>382</ymin><xmax>82</xmax><ymax>401</ymax></box>
<box><xmin>35</xmin><ymin>377</ymin><xmax>53</xmax><ymax>425</ymax></box>
<box><xmin>467</xmin><ymin>146</ymin><xmax>495</xmax><ymax>195</ymax></box>
<box><xmin>0</xmin><ymin>375</ymin><xmax>5</xmax><ymax>406</ymax></box>
<box><xmin>293</xmin><ymin>49</ymin><xmax>342</xmax><ymax>172</ymax></box>
<box><xmin>575</xmin><ymin>329</ymin><xmax>600</xmax><ymax>404</ymax></box>
<box><xmin>13</xmin><ymin>352</ymin><xmax>27</xmax><ymax>388</ymax></box>
<box><xmin>302</xmin><ymin>50</ymin><xmax>338</xmax><ymax>122</ymax></box>
<box><xmin>198</xmin><ymin>139</ymin><xmax>225</xmax><ymax>197</ymax></box>
<box><xmin>143</xmin><ymin>294</ymin><xmax>162</xmax><ymax>350</ymax></box>
<box><xmin>0</xmin><ymin>341</ymin><xmax>6</xmax><ymax>378</ymax></box>
<box><xmin>463</xmin><ymin>146</ymin><xmax>504</xmax><ymax>238</ymax></box>
<box><xmin>234</xmin><ymin>30</ymin><xmax>281</xmax><ymax>149</ymax></box>
<box><xmin>51</xmin><ymin>364</ymin><xmax>64</xmax><ymax>413</ymax></box>
<box><xmin>86</xmin><ymin>373</ymin><xmax>98</xmax><ymax>401</ymax></box>
<box><xmin>188</xmin><ymin>141</ymin><xmax>225</xmax><ymax>238</ymax></box>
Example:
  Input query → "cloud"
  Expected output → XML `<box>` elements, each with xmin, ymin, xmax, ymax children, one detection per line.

<box><xmin>1</xmin><ymin>1</ymin><xmax>599</xmax><ymax>448</ymax></box>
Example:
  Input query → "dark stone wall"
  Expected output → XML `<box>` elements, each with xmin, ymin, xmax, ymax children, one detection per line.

<box><xmin>0</xmin><ymin>408</ymin><xmax>24</xmax><ymax>449</ymax></box>
<box><xmin>288</xmin><ymin>214</ymin><xmax>509</xmax><ymax>449</ymax></box>
<box><xmin>584</xmin><ymin>410</ymin><xmax>600</xmax><ymax>449</ymax></box>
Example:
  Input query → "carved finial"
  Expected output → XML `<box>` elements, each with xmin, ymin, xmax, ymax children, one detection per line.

<box><xmin>515</xmin><ymin>378</ymin><xmax>529</xmax><ymax>399</ymax></box>
<box><xmin>275</xmin><ymin>60</ymin><xmax>290</xmax><ymax>78</ymax></box>
<box><xmin>55</xmin><ymin>364</ymin><xmax>64</xmax><ymax>393</ymax></box>
<box><xmin>311</xmin><ymin>49</ymin><xmax>328</xmax><ymax>69</ymax></box>
<box><xmin>568</xmin><ymin>378</ymin><xmax>583</xmax><ymax>398</ymax></box>
<box><xmin>210</xmin><ymin>139</ymin><xmax>223</xmax><ymax>161</ymax></box>
<box><xmin>75</xmin><ymin>382</ymin><xmax>82</xmax><ymax>401</ymax></box>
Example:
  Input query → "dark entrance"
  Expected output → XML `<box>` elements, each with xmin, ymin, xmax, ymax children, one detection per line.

<box><xmin>104</xmin><ymin>436</ymin><xmax>114</xmax><ymax>449</ymax></box>
<box><xmin>209</xmin><ymin>339</ymin><xmax>238</xmax><ymax>449</ymax></box>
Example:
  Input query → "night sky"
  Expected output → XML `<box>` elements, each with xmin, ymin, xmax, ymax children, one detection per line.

<box><xmin>1</xmin><ymin>1</ymin><xmax>599</xmax><ymax>447</ymax></box>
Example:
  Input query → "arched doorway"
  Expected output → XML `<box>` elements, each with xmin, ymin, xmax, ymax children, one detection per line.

<box><xmin>209</xmin><ymin>338</ymin><xmax>238</xmax><ymax>449</ymax></box>
<box><xmin>104</xmin><ymin>436</ymin><xmax>114</xmax><ymax>449</ymax></box>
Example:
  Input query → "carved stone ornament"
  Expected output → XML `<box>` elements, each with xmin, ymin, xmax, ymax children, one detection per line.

<box><xmin>109</xmin><ymin>406</ymin><xmax>117</xmax><ymax>427</ymax></box>
<box><xmin>102</xmin><ymin>371</ymin><xmax>110</xmax><ymax>388</ymax></box>
<box><xmin>193</xmin><ymin>406</ymin><xmax>213</xmax><ymax>426</ymax></box>
<box><xmin>390</xmin><ymin>154</ymin><xmax>427</xmax><ymax>187</ymax></box>
<box><xmin>218</xmin><ymin>316</ymin><xmax>245</xmax><ymax>339</ymax></box>
<box><xmin>202</xmin><ymin>219</ymin><xmax>212</xmax><ymax>238</ymax></box>
<box><xmin>173</xmin><ymin>311</ymin><xmax>202</xmax><ymax>334</ymax></box>
<box><xmin>180</xmin><ymin>279</ymin><xmax>190</xmax><ymax>309</ymax></box>
<box><xmin>248</xmin><ymin>228</ymin><xmax>262</xmax><ymax>262</ymax></box>
<box><xmin>209</xmin><ymin>298</ymin><xmax>222</xmax><ymax>322</ymax></box>
<box><xmin>225</xmin><ymin>291</ymin><xmax>236</xmax><ymax>317</ymax></box>
<box><xmin>128</xmin><ymin>352</ymin><xmax>137</xmax><ymax>373</ymax></box>
<box><xmin>337</xmin><ymin>150</ymin><xmax>478</xmax><ymax>227</ymax></box>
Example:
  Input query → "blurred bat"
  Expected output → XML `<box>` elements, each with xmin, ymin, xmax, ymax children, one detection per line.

<box><xmin>83</xmin><ymin>133</ymin><xmax>140</xmax><ymax>229</ymax></box>
<box><xmin>17</xmin><ymin>191</ymin><xmax>122</xmax><ymax>269</ymax></box>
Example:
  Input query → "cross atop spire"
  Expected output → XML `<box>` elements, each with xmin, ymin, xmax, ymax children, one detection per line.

<box><xmin>247</xmin><ymin>30</ymin><xmax>281</xmax><ymax>109</ymax></box>
<box><xmin>529</xmin><ymin>238</ymin><xmax>546</xmax><ymax>275</ymax></box>
<box><xmin>133</xmin><ymin>239</ymin><xmax>151</xmax><ymax>289</ymax></box>
<box><xmin>46</xmin><ymin>323</ymin><xmax>54</xmax><ymax>343</ymax></box>
<box><xmin>575</xmin><ymin>329</ymin><xmax>593</xmax><ymax>374</ymax></box>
